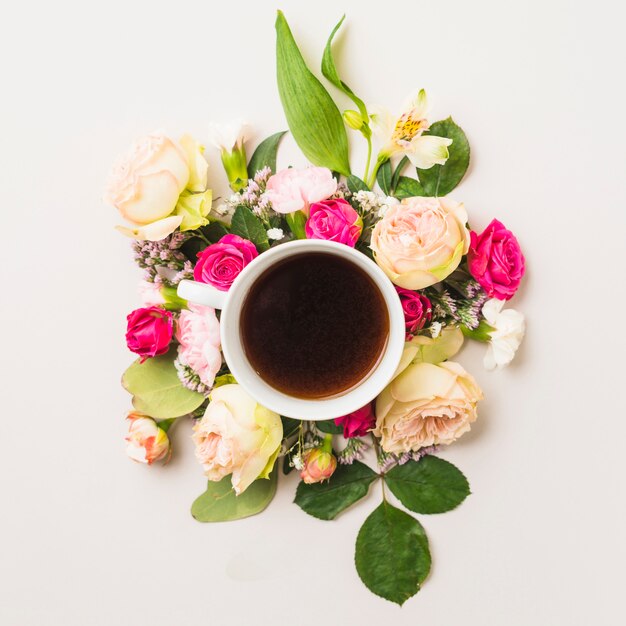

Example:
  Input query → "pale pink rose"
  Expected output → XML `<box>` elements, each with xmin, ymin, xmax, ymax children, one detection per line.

<box><xmin>105</xmin><ymin>131</ymin><xmax>189</xmax><ymax>225</ymax></box>
<box><xmin>263</xmin><ymin>166</ymin><xmax>337</xmax><ymax>214</ymax></box>
<box><xmin>125</xmin><ymin>413</ymin><xmax>170</xmax><ymax>465</ymax></box>
<box><xmin>370</xmin><ymin>196</ymin><xmax>470</xmax><ymax>290</ymax></box>
<box><xmin>192</xmin><ymin>385</ymin><xmax>283</xmax><ymax>494</ymax></box>
<box><xmin>138</xmin><ymin>281</ymin><xmax>165</xmax><ymax>307</ymax></box>
<box><xmin>176</xmin><ymin>304</ymin><xmax>222</xmax><ymax>388</ymax></box>
<box><xmin>374</xmin><ymin>357</ymin><xmax>483</xmax><ymax>453</ymax></box>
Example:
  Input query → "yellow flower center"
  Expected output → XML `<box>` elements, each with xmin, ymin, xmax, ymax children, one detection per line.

<box><xmin>392</xmin><ymin>111</ymin><xmax>428</xmax><ymax>145</ymax></box>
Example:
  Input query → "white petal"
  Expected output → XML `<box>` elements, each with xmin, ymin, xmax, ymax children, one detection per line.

<box><xmin>115</xmin><ymin>215</ymin><xmax>183</xmax><ymax>241</ymax></box>
<box><xmin>406</xmin><ymin>135</ymin><xmax>453</xmax><ymax>170</ymax></box>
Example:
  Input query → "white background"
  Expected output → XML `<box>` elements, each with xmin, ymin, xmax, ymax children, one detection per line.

<box><xmin>1</xmin><ymin>0</ymin><xmax>625</xmax><ymax>624</ymax></box>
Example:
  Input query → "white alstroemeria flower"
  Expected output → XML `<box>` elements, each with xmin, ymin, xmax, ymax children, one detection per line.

<box><xmin>371</xmin><ymin>89</ymin><xmax>452</xmax><ymax>170</ymax></box>
<box><xmin>482</xmin><ymin>299</ymin><xmax>525</xmax><ymax>370</ymax></box>
<box><xmin>208</xmin><ymin>119</ymin><xmax>248</xmax><ymax>151</ymax></box>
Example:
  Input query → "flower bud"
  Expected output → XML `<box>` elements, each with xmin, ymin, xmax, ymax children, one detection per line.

<box><xmin>125</xmin><ymin>413</ymin><xmax>171</xmax><ymax>465</ymax></box>
<box><xmin>300</xmin><ymin>437</ymin><xmax>337</xmax><ymax>484</ymax></box>
<box><xmin>343</xmin><ymin>109</ymin><xmax>365</xmax><ymax>131</ymax></box>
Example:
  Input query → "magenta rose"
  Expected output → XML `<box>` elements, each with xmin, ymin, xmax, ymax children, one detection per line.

<box><xmin>194</xmin><ymin>234</ymin><xmax>258</xmax><ymax>291</ymax></box>
<box><xmin>305</xmin><ymin>198</ymin><xmax>362</xmax><ymax>247</ymax></box>
<box><xmin>467</xmin><ymin>219</ymin><xmax>525</xmax><ymax>300</ymax></box>
<box><xmin>395</xmin><ymin>287</ymin><xmax>432</xmax><ymax>340</ymax></box>
<box><xmin>125</xmin><ymin>306</ymin><xmax>173</xmax><ymax>361</ymax></box>
<box><xmin>334</xmin><ymin>403</ymin><xmax>376</xmax><ymax>438</ymax></box>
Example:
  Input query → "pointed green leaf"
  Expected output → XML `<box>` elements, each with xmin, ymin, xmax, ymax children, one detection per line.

<box><xmin>394</xmin><ymin>175</ymin><xmax>426</xmax><ymax>199</ymax></box>
<box><xmin>355</xmin><ymin>501</ymin><xmax>431</xmax><ymax>605</ymax></box>
<box><xmin>376</xmin><ymin>159</ymin><xmax>392</xmax><ymax>195</ymax></box>
<box><xmin>295</xmin><ymin>461</ymin><xmax>378</xmax><ymax>520</ymax></box>
<box><xmin>285</xmin><ymin>210</ymin><xmax>307</xmax><ymax>239</ymax></box>
<box><xmin>247</xmin><ymin>131</ymin><xmax>287</xmax><ymax>177</ymax></box>
<box><xmin>385</xmin><ymin>455</ymin><xmax>470</xmax><ymax>514</ymax></box>
<box><xmin>122</xmin><ymin>351</ymin><xmax>204</xmax><ymax>419</ymax></box>
<box><xmin>390</xmin><ymin>155</ymin><xmax>410</xmax><ymax>192</ymax></box>
<box><xmin>315</xmin><ymin>419</ymin><xmax>343</xmax><ymax>435</ymax></box>
<box><xmin>416</xmin><ymin>117</ymin><xmax>470</xmax><ymax>196</ymax></box>
<box><xmin>230</xmin><ymin>205</ymin><xmax>270</xmax><ymax>252</ymax></box>
<box><xmin>276</xmin><ymin>11</ymin><xmax>350</xmax><ymax>175</ymax></box>
<box><xmin>281</xmin><ymin>416</ymin><xmax>302</xmax><ymax>439</ymax></box>
<box><xmin>346</xmin><ymin>175</ymin><xmax>370</xmax><ymax>194</ymax></box>
<box><xmin>321</xmin><ymin>15</ymin><xmax>368</xmax><ymax>122</ymax></box>
<box><xmin>191</xmin><ymin>471</ymin><xmax>278</xmax><ymax>522</ymax></box>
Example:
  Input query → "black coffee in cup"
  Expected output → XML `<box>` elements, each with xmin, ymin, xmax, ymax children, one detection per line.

<box><xmin>240</xmin><ymin>252</ymin><xmax>389</xmax><ymax>399</ymax></box>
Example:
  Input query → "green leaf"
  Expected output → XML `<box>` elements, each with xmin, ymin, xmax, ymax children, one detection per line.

<box><xmin>230</xmin><ymin>205</ymin><xmax>270</xmax><ymax>252</ymax></box>
<box><xmin>247</xmin><ymin>131</ymin><xmax>287</xmax><ymax>177</ymax></box>
<box><xmin>321</xmin><ymin>15</ymin><xmax>368</xmax><ymax>123</ymax></box>
<box><xmin>315</xmin><ymin>419</ymin><xmax>343</xmax><ymax>435</ymax></box>
<box><xmin>385</xmin><ymin>455</ymin><xmax>470</xmax><ymax>514</ymax></box>
<box><xmin>276</xmin><ymin>11</ymin><xmax>351</xmax><ymax>176</ymax></box>
<box><xmin>461</xmin><ymin>320</ymin><xmax>495</xmax><ymax>342</ymax></box>
<box><xmin>376</xmin><ymin>159</ymin><xmax>392</xmax><ymax>195</ymax></box>
<box><xmin>294</xmin><ymin>461</ymin><xmax>378</xmax><ymax>520</ymax></box>
<box><xmin>191</xmin><ymin>471</ymin><xmax>278</xmax><ymax>522</ymax></box>
<box><xmin>416</xmin><ymin>117</ymin><xmax>470</xmax><ymax>196</ymax></box>
<box><xmin>281</xmin><ymin>416</ymin><xmax>301</xmax><ymax>439</ymax></box>
<box><xmin>346</xmin><ymin>175</ymin><xmax>370</xmax><ymax>194</ymax></box>
<box><xmin>394</xmin><ymin>176</ymin><xmax>425</xmax><ymax>199</ymax></box>
<box><xmin>122</xmin><ymin>351</ymin><xmax>205</xmax><ymax>419</ymax></box>
<box><xmin>285</xmin><ymin>211</ymin><xmax>307</xmax><ymax>239</ymax></box>
<box><xmin>202</xmin><ymin>221</ymin><xmax>230</xmax><ymax>243</ymax></box>
<box><xmin>390</xmin><ymin>155</ymin><xmax>410</xmax><ymax>192</ymax></box>
<box><xmin>355</xmin><ymin>501</ymin><xmax>431</xmax><ymax>605</ymax></box>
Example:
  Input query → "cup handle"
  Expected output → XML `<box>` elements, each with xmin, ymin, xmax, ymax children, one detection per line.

<box><xmin>177</xmin><ymin>279</ymin><xmax>227</xmax><ymax>310</ymax></box>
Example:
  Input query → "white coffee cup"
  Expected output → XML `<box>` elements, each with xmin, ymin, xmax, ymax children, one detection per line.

<box><xmin>177</xmin><ymin>239</ymin><xmax>405</xmax><ymax>420</ymax></box>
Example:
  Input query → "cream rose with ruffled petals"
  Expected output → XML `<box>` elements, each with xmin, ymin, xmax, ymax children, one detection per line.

<box><xmin>370</xmin><ymin>196</ymin><xmax>470</xmax><ymax>289</ymax></box>
<box><xmin>192</xmin><ymin>384</ymin><xmax>282</xmax><ymax>494</ymax></box>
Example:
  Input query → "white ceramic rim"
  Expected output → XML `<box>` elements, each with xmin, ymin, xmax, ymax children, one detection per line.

<box><xmin>218</xmin><ymin>239</ymin><xmax>405</xmax><ymax>420</ymax></box>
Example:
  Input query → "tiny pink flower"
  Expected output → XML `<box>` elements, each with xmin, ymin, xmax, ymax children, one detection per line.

<box><xmin>395</xmin><ymin>287</ymin><xmax>432</xmax><ymax>339</ymax></box>
<box><xmin>334</xmin><ymin>403</ymin><xmax>376</xmax><ymax>438</ymax></box>
<box><xmin>194</xmin><ymin>234</ymin><xmax>258</xmax><ymax>291</ymax></box>
<box><xmin>305</xmin><ymin>198</ymin><xmax>362</xmax><ymax>247</ymax></box>
<box><xmin>263</xmin><ymin>166</ymin><xmax>337</xmax><ymax>214</ymax></box>
<box><xmin>125</xmin><ymin>306</ymin><xmax>173</xmax><ymax>361</ymax></box>
<box><xmin>467</xmin><ymin>219</ymin><xmax>525</xmax><ymax>301</ymax></box>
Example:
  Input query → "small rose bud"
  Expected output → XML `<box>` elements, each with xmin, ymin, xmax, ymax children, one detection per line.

<box><xmin>125</xmin><ymin>413</ymin><xmax>171</xmax><ymax>465</ymax></box>
<box><xmin>343</xmin><ymin>109</ymin><xmax>365</xmax><ymax>131</ymax></box>
<box><xmin>300</xmin><ymin>436</ymin><xmax>337</xmax><ymax>484</ymax></box>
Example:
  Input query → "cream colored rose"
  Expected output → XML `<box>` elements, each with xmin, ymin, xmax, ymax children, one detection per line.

<box><xmin>370</xmin><ymin>196</ymin><xmax>470</xmax><ymax>289</ymax></box>
<box><xmin>106</xmin><ymin>132</ymin><xmax>209</xmax><ymax>241</ymax></box>
<box><xmin>374</xmin><ymin>353</ymin><xmax>483</xmax><ymax>453</ymax></box>
<box><xmin>192</xmin><ymin>384</ymin><xmax>282</xmax><ymax>495</ymax></box>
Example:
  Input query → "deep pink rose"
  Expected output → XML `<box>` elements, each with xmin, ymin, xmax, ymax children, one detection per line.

<box><xmin>194</xmin><ymin>234</ymin><xmax>258</xmax><ymax>291</ymax></box>
<box><xmin>125</xmin><ymin>306</ymin><xmax>173</xmax><ymax>361</ymax></box>
<box><xmin>467</xmin><ymin>219</ymin><xmax>525</xmax><ymax>300</ymax></box>
<box><xmin>334</xmin><ymin>403</ymin><xmax>376</xmax><ymax>438</ymax></box>
<box><xmin>305</xmin><ymin>198</ymin><xmax>362</xmax><ymax>247</ymax></box>
<box><xmin>395</xmin><ymin>287</ymin><xmax>432</xmax><ymax>340</ymax></box>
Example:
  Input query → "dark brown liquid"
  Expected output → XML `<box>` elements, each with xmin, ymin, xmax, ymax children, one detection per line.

<box><xmin>240</xmin><ymin>252</ymin><xmax>389</xmax><ymax>399</ymax></box>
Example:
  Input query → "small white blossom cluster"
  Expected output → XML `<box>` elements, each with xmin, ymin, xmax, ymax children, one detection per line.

<box><xmin>353</xmin><ymin>190</ymin><xmax>399</xmax><ymax>218</ymax></box>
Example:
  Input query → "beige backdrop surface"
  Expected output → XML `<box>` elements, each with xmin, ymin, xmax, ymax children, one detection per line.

<box><xmin>1</xmin><ymin>0</ymin><xmax>625</xmax><ymax>624</ymax></box>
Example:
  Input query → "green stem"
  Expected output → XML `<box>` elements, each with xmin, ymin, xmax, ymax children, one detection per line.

<box><xmin>321</xmin><ymin>433</ymin><xmax>333</xmax><ymax>454</ymax></box>
<box><xmin>157</xmin><ymin>418</ymin><xmax>177</xmax><ymax>434</ymax></box>
<box><xmin>363</xmin><ymin>134</ymin><xmax>373</xmax><ymax>184</ymax></box>
<box><xmin>367</xmin><ymin>153</ymin><xmax>387</xmax><ymax>189</ymax></box>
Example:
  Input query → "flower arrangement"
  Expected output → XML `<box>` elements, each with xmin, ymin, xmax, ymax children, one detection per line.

<box><xmin>108</xmin><ymin>12</ymin><xmax>526</xmax><ymax>605</ymax></box>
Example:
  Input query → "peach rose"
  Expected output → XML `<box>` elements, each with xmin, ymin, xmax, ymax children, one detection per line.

<box><xmin>125</xmin><ymin>413</ymin><xmax>170</xmax><ymax>465</ymax></box>
<box><xmin>374</xmin><ymin>353</ymin><xmax>482</xmax><ymax>453</ymax></box>
<box><xmin>370</xmin><ymin>196</ymin><xmax>470</xmax><ymax>289</ymax></box>
<box><xmin>192</xmin><ymin>384</ymin><xmax>282</xmax><ymax>494</ymax></box>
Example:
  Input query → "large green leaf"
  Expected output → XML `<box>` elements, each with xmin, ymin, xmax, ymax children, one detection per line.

<box><xmin>385</xmin><ymin>455</ymin><xmax>470</xmax><ymax>514</ymax></box>
<box><xmin>122</xmin><ymin>352</ymin><xmax>205</xmax><ymax>419</ymax></box>
<box><xmin>281</xmin><ymin>416</ymin><xmax>301</xmax><ymax>439</ymax></box>
<box><xmin>230</xmin><ymin>205</ymin><xmax>270</xmax><ymax>252</ymax></box>
<box><xmin>355</xmin><ymin>501</ymin><xmax>431</xmax><ymax>605</ymax></box>
<box><xmin>247</xmin><ymin>131</ymin><xmax>287</xmax><ymax>177</ymax></box>
<box><xmin>394</xmin><ymin>176</ymin><xmax>425</xmax><ymax>200</ymax></box>
<box><xmin>346</xmin><ymin>175</ymin><xmax>370</xmax><ymax>194</ymax></box>
<box><xmin>321</xmin><ymin>15</ymin><xmax>368</xmax><ymax>123</ymax></box>
<box><xmin>416</xmin><ymin>117</ymin><xmax>470</xmax><ymax>196</ymax></box>
<box><xmin>295</xmin><ymin>461</ymin><xmax>378</xmax><ymax>520</ymax></box>
<box><xmin>191</xmin><ymin>471</ymin><xmax>278</xmax><ymax>522</ymax></box>
<box><xmin>376</xmin><ymin>159</ymin><xmax>392</xmax><ymax>195</ymax></box>
<box><xmin>276</xmin><ymin>11</ymin><xmax>351</xmax><ymax>175</ymax></box>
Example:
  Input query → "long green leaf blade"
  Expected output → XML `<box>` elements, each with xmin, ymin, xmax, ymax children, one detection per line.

<box><xmin>276</xmin><ymin>11</ymin><xmax>351</xmax><ymax>175</ymax></box>
<box><xmin>247</xmin><ymin>131</ymin><xmax>287</xmax><ymax>177</ymax></box>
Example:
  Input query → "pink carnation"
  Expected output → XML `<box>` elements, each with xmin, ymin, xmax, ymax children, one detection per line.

<box><xmin>194</xmin><ymin>234</ymin><xmax>258</xmax><ymax>291</ymax></box>
<box><xmin>305</xmin><ymin>198</ymin><xmax>362</xmax><ymax>247</ymax></box>
<box><xmin>263</xmin><ymin>166</ymin><xmax>337</xmax><ymax>214</ymax></box>
<box><xmin>467</xmin><ymin>219</ymin><xmax>525</xmax><ymax>300</ymax></box>
<box><xmin>176</xmin><ymin>304</ymin><xmax>222</xmax><ymax>388</ymax></box>
<box><xmin>334</xmin><ymin>403</ymin><xmax>376</xmax><ymax>438</ymax></box>
<box><xmin>395</xmin><ymin>287</ymin><xmax>432</xmax><ymax>340</ymax></box>
<box><xmin>125</xmin><ymin>306</ymin><xmax>173</xmax><ymax>361</ymax></box>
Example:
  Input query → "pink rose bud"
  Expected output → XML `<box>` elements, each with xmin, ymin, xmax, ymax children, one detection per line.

<box><xmin>300</xmin><ymin>443</ymin><xmax>337</xmax><ymax>484</ymax></box>
<box><xmin>125</xmin><ymin>306</ymin><xmax>173</xmax><ymax>361</ymax></box>
<box><xmin>305</xmin><ymin>198</ymin><xmax>362</xmax><ymax>247</ymax></box>
<box><xmin>194</xmin><ymin>234</ymin><xmax>258</xmax><ymax>291</ymax></box>
<box><xmin>467</xmin><ymin>219</ymin><xmax>525</xmax><ymax>301</ymax></box>
<box><xmin>334</xmin><ymin>403</ymin><xmax>376</xmax><ymax>438</ymax></box>
<box><xmin>125</xmin><ymin>413</ymin><xmax>171</xmax><ymax>465</ymax></box>
<box><xmin>395</xmin><ymin>287</ymin><xmax>432</xmax><ymax>340</ymax></box>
